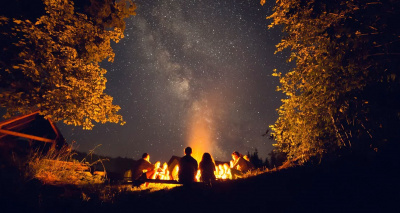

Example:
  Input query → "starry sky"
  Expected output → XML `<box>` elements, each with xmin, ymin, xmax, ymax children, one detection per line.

<box><xmin>58</xmin><ymin>0</ymin><xmax>291</xmax><ymax>163</ymax></box>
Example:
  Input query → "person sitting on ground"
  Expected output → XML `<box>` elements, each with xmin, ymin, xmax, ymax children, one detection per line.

<box><xmin>132</xmin><ymin>153</ymin><xmax>156</xmax><ymax>180</ymax></box>
<box><xmin>243</xmin><ymin>155</ymin><xmax>255</xmax><ymax>171</ymax></box>
<box><xmin>230</xmin><ymin>151</ymin><xmax>251</xmax><ymax>179</ymax></box>
<box><xmin>178</xmin><ymin>147</ymin><xmax>198</xmax><ymax>184</ymax></box>
<box><xmin>199</xmin><ymin>152</ymin><xmax>216</xmax><ymax>184</ymax></box>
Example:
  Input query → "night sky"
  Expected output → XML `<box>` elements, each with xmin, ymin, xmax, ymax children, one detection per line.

<box><xmin>58</xmin><ymin>0</ymin><xmax>291</xmax><ymax>163</ymax></box>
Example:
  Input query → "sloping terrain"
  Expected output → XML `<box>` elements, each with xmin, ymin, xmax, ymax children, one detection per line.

<box><xmin>2</xmin><ymin>153</ymin><xmax>398</xmax><ymax>213</ymax></box>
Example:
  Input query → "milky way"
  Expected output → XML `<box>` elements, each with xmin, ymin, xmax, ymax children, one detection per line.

<box><xmin>58</xmin><ymin>0</ymin><xmax>291</xmax><ymax>163</ymax></box>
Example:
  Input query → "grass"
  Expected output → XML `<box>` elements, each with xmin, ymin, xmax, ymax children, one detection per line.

<box><xmin>4</xmin><ymin>144</ymin><xmax>398</xmax><ymax>213</ymax></box>
<box><xmin>25</xmin><ymin>144</ymin><xmax>106</xmax><ymax>185</ymax></box>
<box><xmin>2</xmin><ymin>153</ymin><xmax>399</xmax><ymax>213</ymax></box>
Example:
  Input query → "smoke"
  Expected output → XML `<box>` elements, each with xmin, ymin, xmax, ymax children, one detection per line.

<box><xmin>186</xmin><ymin>91</ymin><xmax>226</xmax><ymax>162</ymax></box>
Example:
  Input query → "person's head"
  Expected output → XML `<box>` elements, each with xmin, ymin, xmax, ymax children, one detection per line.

<box><xmin>232</xmin><ymin>151</ymin><xmax>240</xmax><ymax>161</ymax></box>
<box><xmin>201</xmin><ymin>152</ymin><xmax>213</xmax><ymax>163</ymax></box>
<box><xmin>142</xmin><ymin>153</ymin><xmax>150</xmax><ymax>161</ymax></box>
<box><xmin>184</xmin><ymin>147</ymin><xmax>192</xmax><ymax>155</ymax></box>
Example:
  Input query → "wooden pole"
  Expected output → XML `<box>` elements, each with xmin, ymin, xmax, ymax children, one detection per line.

<box><xmin>0</xmin><ymin>129</ymin><xmax>55</xmax><ymax>144</ymax></box>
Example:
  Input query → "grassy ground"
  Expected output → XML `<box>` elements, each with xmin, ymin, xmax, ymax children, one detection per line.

<box><xmin>2</xmin><ymin>141</ymin><xmax>400</xmax><ymax>213</ymax></box>
<box><xmin>1</xmin><ymin>153</ymin><xmax>399</xmax><ymax>213</ymax></box>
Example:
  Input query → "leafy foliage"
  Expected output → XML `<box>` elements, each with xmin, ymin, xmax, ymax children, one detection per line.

<box><xmin>74</xmin><ymin>0</ymin><xmax>136</xmax><ymax>31</ymax></box>
<box><xmin>0</xmin><ymin>0</ymin><xmax>136</xmax><ymax>129</ymax></box>
<box><xmin>266</xmin><ymin>0</ymin><xmax>400</xmax><ymax>161</ymax></box>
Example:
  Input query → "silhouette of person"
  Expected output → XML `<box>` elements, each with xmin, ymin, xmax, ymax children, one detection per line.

<box><xmin>243</xmin><ymin>155</ymin><xmax>255</xmax><ymax>170</ymax></box>
<box><xmin>230</xmin><ymin>151</ymin><xmax>251</xmax><ymax>179</ymax></box>
<box><xmin>178</xmin><ymin>147</ymin><xmax>198</xmax><ymax>184</ymax></box>
<box><xmin>199</xmin><ymin>152</ymin><xmax>216</xmax><ymax>184</ymax></box>
<box><xmin>132</xmin><ymin>153</ymin><xmax>156</xmax><ymax>180</ymax></box>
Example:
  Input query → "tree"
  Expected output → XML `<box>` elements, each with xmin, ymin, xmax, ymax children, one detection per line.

<box><xmin>263</xmin><ymin>157</ymin><xmax>270</xmax><ymax>169</ymax></box>
<box><xmin>247</xmin><ymin>149</ymin><xmax>264</xmax><ymax>168</ymax></box>
<box><xmin>263</xmin><ymin>0</ymin><xmax>400</xmax><ymax>162</ymax></box>
<box><xmin>0</xmin><ymin>0</ymin><xmax>136</xmax><ymax>129</ymax></box>
<box><xmin>73</xmin><ymin>0</ymin><xmax>136</xmax><ymax>31</ymax></box>
<box><xmin>268</xmin><ymin>149</ymin><xmax>286</xmax><ymax>169</ymax></box>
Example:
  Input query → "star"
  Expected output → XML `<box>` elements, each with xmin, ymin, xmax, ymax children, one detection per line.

<box><xmin>58</xmin><ymin>0</ymin><xmax>288</xmax><ymax>163</ymax></box>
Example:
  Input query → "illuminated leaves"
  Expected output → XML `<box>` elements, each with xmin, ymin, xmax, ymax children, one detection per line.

<box><xmin>0</xmin><ymin>0</ymin><xmax>136</xmax><ymax>129</ymax></box>
<box><xmin>268</xmin><ymin>0</ymin><xmax>400</xmax><ymax>161</ymax></box>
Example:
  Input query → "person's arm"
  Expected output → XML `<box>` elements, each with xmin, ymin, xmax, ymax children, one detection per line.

<box><xmin>238</xmin><ymin>157</ymin><xmax>249</xmax><ymax>171</ymax></box>
<box><xmin>145</xmin><ymin>160</ymin><xmax>155</xmax><ymax>172</ymax></box>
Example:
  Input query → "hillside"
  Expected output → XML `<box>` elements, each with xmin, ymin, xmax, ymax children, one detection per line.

<box><xmin>1</xmin><ymin>152</ymin><xmax>398</xmax><ymax>213</ymax></box>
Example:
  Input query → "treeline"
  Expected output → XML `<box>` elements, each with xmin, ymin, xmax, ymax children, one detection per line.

<box><xmin>72</xmin><ymin>151</ymin><xmax>135</xmax><ymax>175</ymax></box>
<box><xmin>246</xmin><ymin>149</ymin><xmax>287</xmax><ymax>169</ymax></box>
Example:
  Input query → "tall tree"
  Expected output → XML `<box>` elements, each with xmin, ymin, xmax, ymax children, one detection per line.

<box><xmin>0</xmin><ymin>0</ymin><xmax>136</xmax><ymax>129</ymax></box>
<box><xmin>264</xmin><ymin>0</ymin><xmax>400</xmax><ymax>162</ymax></box>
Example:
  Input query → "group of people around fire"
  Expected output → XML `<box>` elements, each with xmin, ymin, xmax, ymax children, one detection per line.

<box><xmin>131</xmin><ymin>147</ymin><xmax>254</xmax><ymax>184</ymax></box>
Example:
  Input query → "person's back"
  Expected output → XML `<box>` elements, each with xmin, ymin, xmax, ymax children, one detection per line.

<box><xmin>178</xmin><ymin>147</ymin><xmax>198</xmax><ymax>184</ymax></box>
<box><xmin>235</xmin><ymin>156</ymin><xmax>250</xmax><ymax>172</ymax></box>
<box><xmin>199</xmin><ymin>152</ymin><xmax>216</xmax><ymax>183</ymax></box>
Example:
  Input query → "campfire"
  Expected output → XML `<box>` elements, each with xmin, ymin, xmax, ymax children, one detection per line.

<box><xmin>148</xmin><ymin>161</ymin><xmax>232</xmax><ymax>182</ymax></box>
<box><xmin>216</xmin><ymin>163</ymin><xmax>231</xmax><ymax>180</ymax></box>
<box><xmin>142</xmin><ymin>96</ymin><xmax>237</xmax><ymax>183</ymax></box>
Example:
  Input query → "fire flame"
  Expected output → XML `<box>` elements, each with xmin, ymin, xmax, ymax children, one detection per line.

<box><xmin>215</xmin><ymin>163</ymin><xmax>231</xmax><ymax>180</ymax></box>
<box><xmin>149</xmin><ymin>162</ymin><xmax>231</xmax><ymax>183</ymax></box>
<box><xmin>152</xmin><ymin>162</ymin><xmax>172</xmax><ymax>180</ymax></box>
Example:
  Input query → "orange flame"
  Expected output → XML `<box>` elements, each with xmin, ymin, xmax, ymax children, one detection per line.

<box><xmin>171</xmin><ymin>165</ymin><xmax>179</xmax><ymax>180</ymax></box>
<box><xmin>214</xmin><ymin>163</ymin><xmax>231</xmax><ymax>180</ymax></box>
